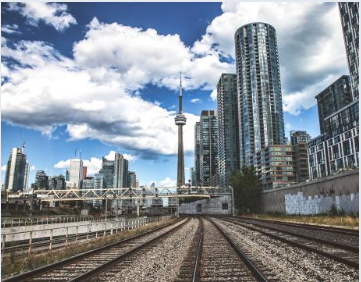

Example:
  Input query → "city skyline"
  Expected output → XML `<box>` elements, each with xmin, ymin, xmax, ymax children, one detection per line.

<box><xmin>1</xmin><ymin>2</ymin><xmax>349</xmax><ymax>186</ymax></box>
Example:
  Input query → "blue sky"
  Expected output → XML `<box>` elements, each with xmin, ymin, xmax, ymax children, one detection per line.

<box><xmin>1</xmin><ymin>2</ymin><xmax>349</xmax><ymax>187</ymax></box>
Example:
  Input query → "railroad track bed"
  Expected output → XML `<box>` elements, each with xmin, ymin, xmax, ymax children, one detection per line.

<box><xmin>198</xmin><ymin>218</ymin><xmax>271</xmax><ymax>282</ymax></box>
<box><xmin>88</xmin><ymin>218</ymin><xmax>200</xmax><ymax>281</ymax></box>
<box><xmin>224</xmin><ymin>217</ymin><xmax>359</xmax><ymax>267</ymax></box>
<box><xmin>234</xmin><ymin>217</ymin><xmax>359</xmax><ymax>248</ymax></box>
<box><xmin>3</xmin><ymin>218</ymin><xmax>187</xmax><ymax>282</ymax></box>
<box><xmin>213</xmin><ymin>218</ymin><xmax>359</xmax><ymax>281</ymax></box>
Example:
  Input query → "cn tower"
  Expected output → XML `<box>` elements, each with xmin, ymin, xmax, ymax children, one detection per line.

<box><xmin>175</xmin><ymin>73</ymin><xmax>187</xmax><ymax>187</ymax></box>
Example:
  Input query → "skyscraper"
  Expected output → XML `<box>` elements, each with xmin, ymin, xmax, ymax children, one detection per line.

<box><xmin>127</xmin><ymin>171</ymin><xmax>138</xmax><ymax>188</ymax></box>
<box><xmin>235</xmin><ymin>22</ymin><xmax>285</xmax><ymax>167</ymax></box>
<box><xmin>196</xmin><ymin>110</ymin><xmax>218</xmax><ymax>186</ymax></box>
<box><xmin>290</xmin><ymin>131</ymin><xmax>311</xmax><ymax>183</ymax></box>
<box><xmin>175</xmin><ymin>74</ymin><xmax>187</xmax><ymax>187</ymax></box>
<box><xmin>113</xmin><ymin>153</ymin><xmax>128</xmax><ymax>188</ymax></box>
<box><xmin>315</xmin><ymin>75</ymin><xmax>352</xmax><ymax>134</ymax></box>
<box><xmin>216</xmin><ymin>73</ymin><xmax>240</xmax><ymax>187</ymax></box>
<box><xmin>339</xmin><ymin>2</ymin><xmax>359</xmax><ymax>100</ymax></box>
<box><xmin>69</xmin><ymin>159</ymin><xmax>83</xmax><ymax>188</ymax></box>
<box><xmin>4</xmin><ymin>147</ymin><xmax>28</xmax><ymax>191</ymax></box>
<box><xmin>194</xmin><ymin>122</ymin><xmax>201</xmax><ymax>186</ymax></box>
<box><xmin>99</xmin><ymin>157</ymin><xmax>115</xmax><ymax>188</ymax></box>
<box><xmin>34</xmin><ymin>170</ymin><xmax>49</xmax><ymax>189</ymax></box>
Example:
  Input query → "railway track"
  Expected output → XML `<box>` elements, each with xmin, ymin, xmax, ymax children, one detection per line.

<box><xmin>237</xmin><ymin>217</ymin><xmax>359</xmax><ymax>236</ymax></box>
<box><xmin>3</xmin><ymin>218</ymin><xmax>187</xmax><ymax>282</ymax></box>
<box><xmin>222</xmin><ymin>217</ymin><xmax>359</xmax><ymax>269</ymax></box>
<box><xmin>195</xmin><ymin>217</ymin><xmax>273</xmax><ymax>282</ymax></box>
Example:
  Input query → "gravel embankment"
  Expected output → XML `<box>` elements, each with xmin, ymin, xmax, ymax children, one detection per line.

<box><xmin>213</xmin><ymin>218</ymin><xmax>359</xmax><ymax>282</ymax></box>
<box><xmin>90</xmin><ymin>217</ymin><xmax>199</xmax><ymax>282</ymax></box>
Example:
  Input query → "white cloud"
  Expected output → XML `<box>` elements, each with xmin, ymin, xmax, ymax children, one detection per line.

<box><xmin>210</xmin><ymin>89</ymin><xmax>217</xmax><ymax>101</ymax></box>
<box><xmin>7</xmin><ymin>2</ymin><xmax>76</xmax><ymax>31</ymax></box>
<box><xmin>104</xmin><ymin>151</ymin><xmax>137</xmax><ymax>162</ymax></box>
<box><xmin>54</xmin><ymin>160</ymin><xmax>70</xmax><ymax>169</ymax></box>
<box><xmin>30</xmin><ymin>165</ymin><xmax>36</xmax><ymax>171</ymax></box>
<box><xmin>1</xmin><ymin>24</ymin><xmax>20</xmax><ymax>34</ymax></box>
<box><xmin>190</xmin><ymin>98</ymin><xmax>202</xmax><ymax>104</ymax></box>
<box><xmin>155</xmin><ymin>177</ymin><xmax>176</xmax><ymax>187</ymax></box>
<box><xmin>1</xmin><ymin>165</ymin><xmax>7</xmax><ymax>172</ymax></box>
<box><xmin>193</xmin><ymin>2</ymin><xmax>348</xmax><ymax>115</ymax></box>
<box><xmin>83</xmin><ymin>157</ymin><xmax>102</xmax><ymax>175</ymax></box>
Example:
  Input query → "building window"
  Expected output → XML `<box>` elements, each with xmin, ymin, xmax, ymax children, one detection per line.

<box><xmin>222</xmin><ymin>203</ymin><xmax>229</xmax><ymax>210</ymax></box>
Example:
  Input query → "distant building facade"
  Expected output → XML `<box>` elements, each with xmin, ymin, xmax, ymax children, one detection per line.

<box><xmin>4</xmin><ymin>147</ymin><xmax>28</xmax><ymax>192</ymax></box>
<box><xmin>216</xmin><ymin>73</ymin><xmax>240</xmax><ymax>187</ymax></box>
<box><xmin>99</xmin><ymin>157</ymin><xmax>115</xmax><ymax>188</ymax></box>
<box><xmin>34</xmin><ymin>170</ymin><xmax>49</xmax><ymax>190</ymax></box>
<box><xmin>339</xmin><ymin>2</ymin><xmax>359</xmax><ymax>99</ymax></box>
<box><xmin>114</xmin><ymin>153</ymin><xmax>128</xmax><ymax>188</ymax></box>
<box><xmin>195</xmin><ymin>110</ymin><xmax>219</xmax><ymax>186</ymax></box>
<box><xmin>250</xmin><ymin>145</ymin><xmax>295</xmax><ymax>190</ymax></box>
<box><xmin>49</xmin><ymin>174</ymin><xmax>66</xmax><ymax>190</ymax></box>
<box><xmin>290</xmin><ymin>131</ymin><xmax>311</xmax><ymax>183</ymax></box>
<box><xmin>69</xmin><ymin>159</ymin><xmax>83</xmax><ymax>188</ymax></box>
<box><xmin>194</xmin><ymin>122</ymin><xmax>201</xmax><ymax>185</ymax></box>
<box><xmin>316</xmin><ymin>75</ymin><xmax>353</xmax><ymax>133</ymax></box>
<box><xmin>128</xmin><ymin>171</ymin><xmax>138</xmax><ymax>188</ymax></box>
<box><xmin>235</xmin><ymin>22</ymin><xmax>285</xmax><ymax>167</ymax></box>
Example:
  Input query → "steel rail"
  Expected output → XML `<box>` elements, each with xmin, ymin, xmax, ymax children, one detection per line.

<box><xmin>237</xmin><ymin>216</ymin><xmax>359</xmax><ymax>236</ymax></box>
<box><xmin>223</xmin><ymin>218</ymin><xmax>359</xmax><ymax>269</ymax></box>
<box><xmin>207</xmin><ymin>217</ymin><xmax>269</xmax><ymax>282</ymax></box>
<box><xmin>2</xmin><ymin>218</ymin><xmax>182</xmax><ymax>282</ymax></box>
<box><xmin>230</xmin><ymin>217</ymin><xmax>358</xmax><ymax>252</ymax></box>
<box><xmin>71</xmin><ymin>218</ymin><xmax>190</xmax><ymax>281</ymax></box>
<box><xmin>191</xmin><ymin>218</ymin><xmax>203</xmax><ymax>282</ymax></box>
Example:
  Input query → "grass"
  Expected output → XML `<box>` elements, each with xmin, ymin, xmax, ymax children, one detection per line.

<box><xmin>1</xmin><ymin>217</ymin><xmax>177</xmax><ymax>279</ymax></box>
<box><xmin>244</xmin><ymin>214</ymin><xmax>359</xmax><ymax>229</ymax></box>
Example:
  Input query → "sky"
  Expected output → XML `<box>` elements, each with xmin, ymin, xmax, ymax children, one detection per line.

<box><xmin>1</xmin><ymin>2</ymin><xmax>349</xmax><ymax>187</ymax></box>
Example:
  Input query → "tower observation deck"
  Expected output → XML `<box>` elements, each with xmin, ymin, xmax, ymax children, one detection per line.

<box><xmin>175</xmin><ymin>73</ymin><xmax>187</xmax><ymax>187</ymax></box>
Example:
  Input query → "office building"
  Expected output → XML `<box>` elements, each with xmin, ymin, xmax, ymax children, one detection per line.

<box><xmin>316</xmin><ymin>75</ymin><xmax>352</xmax><ymax>133</ymax></box>
<box><xmin>82</xmin><ymin>166</ymin><xmax>87</xmax><ymax>179</ymax></box>
<box><xmin>216</xmin><ymin>73</ymin><xmax>240</xmax><ymax>187</ymax></box>
<box><xmin>114</xmin><ymin>153</ymin><xmax>128</xmax><ymax>188</ymax></box>
<box><xmin>195</xmin><ymin>110</ymin><xmax>219</xmax><ymax>186</ymax></box>
<box><xmin>99</xmin><ymin>157</ymin><xmax>115</xmax><ymax>188</ymax></box>
<box><xmin>235</xmin><ymin>22</ymin><xmax>285</xmax><ymax>167</ymax></box>
<box><xmin>48</xmin><ymin>174</ymin><xmax>66</xmax><ymax>190</ymax></box>
<box><xmin>34</xmin><ymin>170</ymin><xmax>49</xmax><ymax>189</ymax></box>
<box><xmin>339</xmin><ymin>2</ymin><xmax>359</xmax><ymax>99</ymax></box>
<box><xmin>250</xmin><ymin>145</ymin><xmax>295</xmax><ymax>190</ymax></box>
<box><xmin>69</xmin><ymin>159</ymin><xmax>83</xmax><ymax>188</ymax></box>
<box><xmin>290</xmin><ymin>131</ymin><xmax>311</xmax><ymax>183</ymax></box>
<box><xmin>4</xmin><ymin>147</ymin><xmax>28</xmax><ymax>191</ymax></box>
<box><xmin>128</xmin><ymin>171</ymin><xmax>138</xmax><ymax>188</ymax></box>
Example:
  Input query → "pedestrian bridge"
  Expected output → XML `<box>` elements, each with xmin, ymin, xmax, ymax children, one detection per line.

<box><xmin>31</xmin><ymin>186</ymin><xmax>233</xmax><ymax>202</ymax></box>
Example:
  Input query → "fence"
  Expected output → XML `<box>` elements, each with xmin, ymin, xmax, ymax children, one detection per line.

<box><xmin>1</xmin><ymin>215</ymin><xmax>173</xmax><ymax>261</ymax></box>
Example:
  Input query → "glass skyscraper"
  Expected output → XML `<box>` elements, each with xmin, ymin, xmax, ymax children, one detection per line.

<box><xmin>216</xmin><ymin>73</ymin><xmax>240</xmax><ymax>187</ymax></box>
<box><xmin>235</xmin><ymin>22</ymin><xmax>285</xmax><ymax>167</ymax></box>
<box><xmin>339</xmin><ymin>2</ymin><xmax>359</xmax><ymax>100</ymax></box>
<box><xmin>4</xmin><ymin>147</ymin><xmax>28</xmax><ymax>191</ymax></box>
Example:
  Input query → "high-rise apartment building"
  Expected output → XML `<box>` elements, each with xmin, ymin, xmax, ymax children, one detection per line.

<box><xmin>194</xmin><ymin>122</ymin><xmax>201</xmax><ymax>185</ymax></box>
<box><xmin>217</xmin><ymin>73</ymin><xmax>240</xmax><ymax>187</ymax></box>
<box><xmin>114</xmin><ymin>153</ymin><xmax>128</xmax><ymax>188</ymax></box>
<box><xmin>235</xmin><ymin>22</ymin><xmax>285</xmax><ymax>167</ymax></box>
<box><xmin>48</xmin><ymin>174</ymin><xmax>66</xmax><ymax>190</ymax></box>
<box><xmin>99</xmin><ymin>157</ymin><xmax>115</xmax><ymax>188</ymax></box>
<box><xmin>316</xmin><ymin>75</ymin><xmax>353</xmax><ymax>133</ymax></box>
<box><xmin>69</xmin><ymin>159</ymin><xmax>83</xmax><ymax>188</ymax></box>
<box><xmin>290</xmin><ymin>131</ymin><xmax>311</xmax><ymax>183</ymax></box>
<box><xmin>4</xmin><ymin>147</ymin><xmax>28</xmax><ymax>191</ymax></box>
<box><xmin>194</xmin><ymin>110</ymin><xmax>218</xmax><ymax>186</ymax></box>
<box><xmin>339</xmin><ymin>2</ymin><xmax>359</xmax><ymax>99</ymax></box>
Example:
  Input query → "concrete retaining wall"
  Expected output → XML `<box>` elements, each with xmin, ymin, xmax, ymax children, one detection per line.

<box><xmin>260</xmin><ymin>170</ymin><xmax>359</xmax><ymax>214</ymax></box>
<box><xmin>179</xmin><ymin>196</ymin><xmax>232</xmax><ymax>215</ymax></box>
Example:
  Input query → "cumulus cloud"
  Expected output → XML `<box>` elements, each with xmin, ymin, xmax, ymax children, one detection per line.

<box><xmin>153</xmin><ymin>177</ymin><xmax>176</xmax><ymax>187</ymax></box>
<box><xmin>1</xmin><ymin>165</ymin><xmax>7</xmax><ymax>172</ymax></box>
<box><xmin>1</xmin><ymin>24</ymin><xmax>20</xmax><ymax>34</ymax></box>
<box><xmin>104</xmin><ymin>151</ymin><xmax>137</xmax><ymax>162</ymax></box>
<box><xmin>193</xmin><ymin>2</ymin><xmax>348</xmax><ymax>115</ymax></box>
<box><xmin>54</xmin><ymin>160</ymin><xmax>70</xmax><ymax>169</ymax></box>
<box><xmin>29</xmin><ymin>165</ymin><xmax>36</xmax><ymax>171</ymax></box>
<box><xmin>7</xmin><ymin>2</ymin><xmax>77</xmax><ymax>31</ymax></box>
<box><xmin>190</xmin><ymin>98</ymin><xmax>202</xmax><ymax>104</ymax></box>
<box><xmin>210</xmin><ymin>89</ymin><xmax>217</xmax><ymax>101</ymax></box>
<box><xmin>54</xmin><ymin>157</ymin><xmax>101</xmax><ymax>176</ymax></box>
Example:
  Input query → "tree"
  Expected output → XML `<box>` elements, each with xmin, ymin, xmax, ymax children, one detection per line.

<box><xmin>230</xmin><ymin>166</ymin><xmax>262</xmax><ymax>214</ymax></box>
